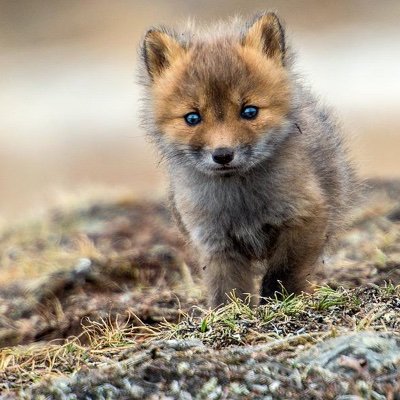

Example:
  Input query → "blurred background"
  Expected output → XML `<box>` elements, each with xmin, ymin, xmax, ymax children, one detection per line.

<box><xmin>1</xmin><ymin>0</ymin><xmax>399</xmax><ymax>221</ymax></box>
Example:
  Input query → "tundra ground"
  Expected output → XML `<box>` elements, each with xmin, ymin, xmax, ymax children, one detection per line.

<box><xmin>0</xmin><ymin>179</ymin><xmax>400</xmax><ymax>399</ymax></box>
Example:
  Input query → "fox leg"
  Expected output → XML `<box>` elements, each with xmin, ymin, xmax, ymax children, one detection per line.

<box><xmin>260</xmin><ymin>211</ymin><xmax>328</xmax><ymax>303</ymax></box>
<box><xmin>202</xmin><ymin>251</ymin><xmax>255</xmax><ymax>308</ymax></box>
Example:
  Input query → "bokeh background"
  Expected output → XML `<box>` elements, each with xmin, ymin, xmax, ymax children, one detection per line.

<box><xmin>1</xmin><ymin>0</ymin><xmax>400</xmax><ymax>220</ymax></box>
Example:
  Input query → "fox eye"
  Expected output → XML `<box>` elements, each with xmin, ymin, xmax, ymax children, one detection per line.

<box><xmin>240</xmin><ymin>105</ymin><xmax>258</xmax><ymax>120</ymax></box>
<box><xmin>184</xmin><ymin>112</ymin><xmax>202</xmax><ymax>126</ymax></box>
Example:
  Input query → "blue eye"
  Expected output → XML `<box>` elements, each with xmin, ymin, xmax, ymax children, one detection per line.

<box><xmin>184</xmin><ymin>112</ymin><xmax>202</xmax><ymax>126</ymax></box>
<box><xmin>240</xmin><ymin>105</ymin><xmax>259</xmax><ymax>120</ymax></box>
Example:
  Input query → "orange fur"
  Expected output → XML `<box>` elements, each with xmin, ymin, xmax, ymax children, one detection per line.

<box><xmin>151</xmin><ymin>39</ymin><xmax>290</xmax><ymax>150</ymax></box>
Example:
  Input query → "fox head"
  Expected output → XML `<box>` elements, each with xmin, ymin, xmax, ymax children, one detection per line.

<box><xmin>140</xmin><ymin>13</ymin><xmax>293</xmax><ymax>176</ymax></box>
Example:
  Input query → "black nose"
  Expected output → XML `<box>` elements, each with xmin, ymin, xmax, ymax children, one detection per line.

<box><xmin>212</xmin><ymin>147</ymin><xmax>234</xmax><ymax>165</ymax></box>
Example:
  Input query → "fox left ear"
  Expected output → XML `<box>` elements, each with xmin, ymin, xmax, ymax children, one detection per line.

<box><xmin>142</xmin><ymin>29</ymin><xmax>185</xmax><ymax>81</ymax></box>
<box><xmin>243</xmin><ymin>12</ymin><xmax>285</xmax><ymax>64</ymax></box>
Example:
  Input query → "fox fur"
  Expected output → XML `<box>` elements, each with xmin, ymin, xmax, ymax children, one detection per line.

<box><xmin>138</xmin><ymin>12</ymin><xmax>358</xmax><ymax>307</ymax></box>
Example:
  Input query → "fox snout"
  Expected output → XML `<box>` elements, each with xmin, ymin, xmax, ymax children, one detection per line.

<box><xmin>212</xmin><ymin>147</ymin><xmax>234</xmax><ymax>165</ymax></box>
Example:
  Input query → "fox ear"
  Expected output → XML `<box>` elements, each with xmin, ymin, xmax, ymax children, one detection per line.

<box><xmin>142</xmin><ymin>29</ymin><xmax>185</xmax><ymax>80</ymax></box>
<box><xmin>243</xmin><ymin>13</ymin><xmax>285</xmax><ymax>64</ymax></box>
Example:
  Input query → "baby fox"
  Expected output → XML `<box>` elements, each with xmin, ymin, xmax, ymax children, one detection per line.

<box><xmin>139</xmin><ymin>12</ymin><xmax>357</xmax><ymax>307</ymax></box>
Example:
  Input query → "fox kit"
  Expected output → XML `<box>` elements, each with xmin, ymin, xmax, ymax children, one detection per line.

<box><xmin>139</xmin><ymin>12</ymin><xmax>357</xmax><ymax>307</ymax></box>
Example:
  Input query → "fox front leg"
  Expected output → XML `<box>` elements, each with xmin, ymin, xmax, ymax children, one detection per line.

<box><xmin>260</xmin><ymin>210</ymin><xmax>328</xmax><ymax>303</ymax></box>
<box><xmin>202</xmin><ymin>251</ymin><xmax>255</xmax><ymax>308</ymax></box>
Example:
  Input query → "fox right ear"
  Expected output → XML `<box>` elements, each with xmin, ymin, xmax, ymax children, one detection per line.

<box><xmin>142</xmin><ymin>29</ymin><xmax>185</xmax><ymax>80</ymax></box>
<box><xmin>243</xmin><ymin>13</ymin><xmax>285</xmax><ymax>64</ymax></box>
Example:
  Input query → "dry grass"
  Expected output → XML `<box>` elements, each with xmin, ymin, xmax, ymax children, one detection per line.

<box><xmin>0</xmin><ymin>207</ymin><xmax>105</xmax><ymax>286</ymax></box>
<box><xmin>0</xmin><ymin>313</ymin><xmax>157</xmax><ymax>392</ymax></box>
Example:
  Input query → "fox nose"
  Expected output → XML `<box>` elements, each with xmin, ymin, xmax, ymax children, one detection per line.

<box><xmin>212</xmin><ymin>147</ymin><xmax>234</xmax><ymax>165</ymax></box>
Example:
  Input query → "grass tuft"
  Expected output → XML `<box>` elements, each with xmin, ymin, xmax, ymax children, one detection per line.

<box><xmin>155</xmin><ymin>285</ymin><xmax>400</xmax><ymax>348</ymax></box>
<box><xmin>0</xmin><ymin>314</ymin><xmax>156</xmax><ymax>392</ymax></box>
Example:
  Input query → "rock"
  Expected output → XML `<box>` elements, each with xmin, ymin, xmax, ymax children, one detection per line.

<box><xmin>297</xmin><ymin>332</ymin><xmax>400</xmax><ymax>376</ymax></box>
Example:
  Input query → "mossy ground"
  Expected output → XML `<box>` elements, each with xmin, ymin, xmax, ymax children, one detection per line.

<box><xmin>0</xmin><ymin>179</ymin><xmax>400</xmax><ymax>399</ymax></box>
